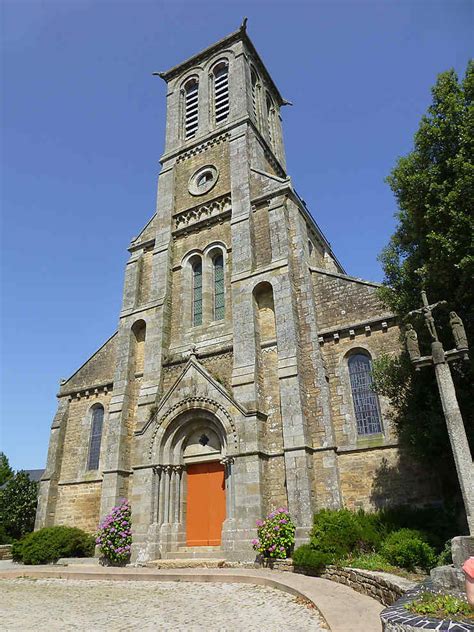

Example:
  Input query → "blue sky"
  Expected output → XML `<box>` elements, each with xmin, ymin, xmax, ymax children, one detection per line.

<box><xmin>1</xmin><ymin>0</ymin><xmax>472</xmax><ymax>470</ymax></box>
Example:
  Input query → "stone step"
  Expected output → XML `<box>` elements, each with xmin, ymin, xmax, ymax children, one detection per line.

<box><xmin>56</xmin><ymin>557</ymin><xmax>99</xmax><ymax>566</ymax></box>
<box><xmin>162</xmin><ymin>546</ymin><xmax>225</xmax><ymax>560</ymax></box>
<box><xmin>146</xmin><ymin>558</ymin><xmax>227</xmax><ymax>569</ymax></box>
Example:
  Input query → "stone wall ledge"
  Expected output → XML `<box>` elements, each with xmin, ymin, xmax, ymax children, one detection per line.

<box><xmin>261</xmin><ymin>558</ymin><xmax>416</xmax><ymax>607</ymax></box>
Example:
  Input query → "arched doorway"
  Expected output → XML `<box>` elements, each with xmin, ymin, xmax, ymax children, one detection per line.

<box><xmin>183</xmin><ymin>426</ymin><xmax>226</xmax><ymax>546</ymax></box>
<box><xmin>150</xmin><ymin>407</ymin><xmax>234</xmax><ymax>554</ymax></box>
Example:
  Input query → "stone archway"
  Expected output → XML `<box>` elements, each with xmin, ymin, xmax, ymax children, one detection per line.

<box><xmin>147</xmin><ymin>407</ymin><xmax>235</xmax><ymax>556</ymax></box>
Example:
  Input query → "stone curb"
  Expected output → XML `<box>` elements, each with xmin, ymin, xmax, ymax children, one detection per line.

<box><xmin>0</xmin><ymin>565</ymin><xmax>384</xmax><ymax>631</ymax></box>
<box><xmin>261</xmin><ymin>558</ymin><xmax>416</xmax><ymax>606</ymax></box>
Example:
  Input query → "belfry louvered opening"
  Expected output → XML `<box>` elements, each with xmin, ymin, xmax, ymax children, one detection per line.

<box><xmin>251</xmin><ymin>68</ymin><xmax>258</xmax><ymax>122</ymax></box>
<box><xmin>266</xmin><ymin>93</ymin><xmax>274</xmax><ymax>146</ymax></box>
<box><xmin>184</xmin><ymin>78</ymin><xmax>199</xmax><ymax>139</ymax></box>
<box><xmin>213</xmin><ymin>62</ymin><xmax>229</xmax><ymax>125</ymax></box>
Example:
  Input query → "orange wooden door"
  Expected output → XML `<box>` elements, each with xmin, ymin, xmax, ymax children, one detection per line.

<box><xmin>186</xmin><ymin>461</ymin><xmax>226</xmax><ymax>546</ymax></box>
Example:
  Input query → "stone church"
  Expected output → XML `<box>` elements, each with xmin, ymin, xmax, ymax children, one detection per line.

<box><xmin>36</xmin><ymin>24</ymin><xmax>437</xmax><ymax>562</ymax></box>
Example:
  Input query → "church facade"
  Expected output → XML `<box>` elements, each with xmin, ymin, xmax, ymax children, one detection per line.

<box><xmin>36</xmin><ymin>25</ymin><xmax>437</xmax><ymax>562</ymax></box>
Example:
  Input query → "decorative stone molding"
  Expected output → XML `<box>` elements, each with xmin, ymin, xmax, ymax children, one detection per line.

<box><xmin>175</xmin><ymin>132</ymin><xmax>230</xmax><ymax>163</ymax></box>
<box><xmin>174</xmin><ymin>195</ymin><xmax>231</xmax><ymax>236</ymax></box>
<box><xmin>148</xmin><ymin>395</ymin><xmax>238</xmax><ymax>459</ymax></box>
<box><xmin>317</xmin><ymin>315</ymin><xmax>396</xmax><ymax>345</ymax></box>
<box><xmin>63</xmin><ymin>382</ymin><xmax>113</xmax><ymax>401</ymax></box>
<box><xmin>261</xmin><ymin>344</ymin><xmax>277</xmax><ymax>354</ymax></box>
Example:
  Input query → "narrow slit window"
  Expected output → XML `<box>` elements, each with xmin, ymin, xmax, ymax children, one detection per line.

<box><xmin>213</xmin><ymin>254</ymin><xmax>225</xmax><ymax>320</ymax></box>
<box><xmin>87</xmin><ymin>405</ymin><xmax>104</xmax><ymax>470</ymax></box>
<box><xmin>348</xmin><ymin>354</ymin><xmax>382</xmax><ymax>436</ymax></box>
<box><xmin>213</xmin><ymin>63</ymin><xmax>229</xmax><ymax>124</ymax></box>
<box><xmin>184</xmin><ymin>79</ymin><xmax>199</xmax><ymax>139</ymax></box>
<box><xmin>192</xmin><ymin>260</ymin><xmax>203</xmax><ymax>326</ymax></box>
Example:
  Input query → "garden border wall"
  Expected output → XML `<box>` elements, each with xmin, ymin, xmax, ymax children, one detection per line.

<box><xmin>261</xmin><ymin>559</ymin><xmax>416</xmax><ymax>606</ymax></box>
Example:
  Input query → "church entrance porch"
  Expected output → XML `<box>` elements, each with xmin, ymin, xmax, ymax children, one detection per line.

<box><xmin>186</xmin><ymin>461</ymin><xmax>226</xmax><ymax>546</ymax></box>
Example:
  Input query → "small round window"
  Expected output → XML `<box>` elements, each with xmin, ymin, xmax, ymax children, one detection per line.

<box><xmin>188</xmin><ymin>165</ymin><xmax>219</xmax><ymax>196</ymax></box>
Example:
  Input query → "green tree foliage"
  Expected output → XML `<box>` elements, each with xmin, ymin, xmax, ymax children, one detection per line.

<box><xmin>0</xmin><ymin>452</ymin><xmax>14</xmax><ymax>487</ymax></box>
<box><xmin>375</xmin><ymin>60</ymin><xmax>474</xmax><ymax>508</ymax></box>
<box><xmin>0</xmin><ymin>471</ymin><xmax>38</xmax><ymax>540</ymax></box>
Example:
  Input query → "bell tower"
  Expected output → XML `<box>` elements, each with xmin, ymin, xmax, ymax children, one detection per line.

<box><xmin>99</xmin><ymin>21</ymin><xmax>342</xmax><ymax>562</ymax></box>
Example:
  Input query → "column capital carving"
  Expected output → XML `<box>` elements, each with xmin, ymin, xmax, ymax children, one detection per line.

<box><xmin>220</xmin><ymin>456</ymin><xmax>234</xmax><ymax>466</ymax></box>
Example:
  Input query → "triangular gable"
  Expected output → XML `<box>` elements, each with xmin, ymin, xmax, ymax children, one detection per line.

<box><xmin>137</xmin><ymin>355</ymin><xmax>249</xmax><ymax>435</ymax></box>
<box><xmin>59</xmin><ymin>332</ymin><xmax>117</xmax><ymax>393</ymax></box>
<box><xmin>129</xmin><ymin>213</ymin><xmax>157</xmax><ymax>249</ymax></box>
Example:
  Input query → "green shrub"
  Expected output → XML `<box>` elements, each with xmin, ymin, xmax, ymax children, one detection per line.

<box><xmin>436</xmin><ymin>539</ymin><xmax>453</xmax><ymax>566</ymax></box>
<box><xmin>12</xmin><ymin>526</ymin><xmax>95</xmax><ymax>565</ymax></box>
<box><xmin>293</xmin><ymin>544</ymin><xmax>330</xmax><ymax>573</ymax></box>
<box><xmin>341</xmin><ymin>552</ymin><xmax>399</xmax><ymax>573</ymax></box>
<box><xmin>381</xmin><ymin>528</ymin><xmax>436</xmax><ymax>571</ymax></box>
<box><xmin>309</xmin><ymin>509</ymin><xmax>382</xmax><ymax>562</ymax></box>
<box><xmin>376</xmin><ymin>505</ymin><xmax>457</xmax><ymax>551</ymax></box>
<box><xmin>406</xmin><ymin>592</ymin><xmax>474</xmax><ymax>620</ymax></box>
<box><xmin>353</xmin><ymin>509</ymin><xmax>384</xmax><ymax>551</ymax></box>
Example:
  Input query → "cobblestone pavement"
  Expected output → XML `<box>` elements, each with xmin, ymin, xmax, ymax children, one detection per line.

<box><xmin>2</xmin><ymin>578</ymin><xmax>326</xmax><ymax>631</ymax></box>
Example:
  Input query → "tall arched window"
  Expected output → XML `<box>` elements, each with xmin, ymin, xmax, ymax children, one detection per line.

<box><xmin>213</xmin><ymin>253</ymin><xmax>225</xmax><ymax>320</ymax></box>
<box><xmin>213</xmin><ymin>62</ymin><xmax>229</xmax><ymax>124</ymax></box>
<box><xmin>192</xmin><ymin>259</ymin><xmax>203</xmax><ymax>326</ymax></box>
<box><xmin>184</xmin><ymin>78</ymin><xmax>199</xmax><ymax>139</ymax></box>
<box><xmin>87</xmin><ymin>405</ymin><xmax>104</xmax><ymax>470</ymax></box>
<box><xmin>348</xmin><ymin>353</ymin><xmax>382</xmax><ymax>435</ymax></box>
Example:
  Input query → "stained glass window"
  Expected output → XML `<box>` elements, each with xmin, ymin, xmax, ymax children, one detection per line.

<box><xmin>213</xmin><ymin>254</ymin><xmax>224</xmax><ymax>320</ymax></box>
<box><xmin>87</xmin><ymin>405</ymin><xmax>104</xmax><ymax>470</ymax></box>
<box><xmin>348</xmin><ymin>354</ymin><xmax>382</xmax><ymax>435</ymax></box>
<box><xmin>193</xmin><ymin>260</ymin><xmax>203</xmax><ymax>326</ymax></box>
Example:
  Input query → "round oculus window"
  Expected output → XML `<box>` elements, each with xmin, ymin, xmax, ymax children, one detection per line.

<box><xmin>188</xmin><ymin>165</ymin><xmax>219</xmax><ymax>196</ymax></box>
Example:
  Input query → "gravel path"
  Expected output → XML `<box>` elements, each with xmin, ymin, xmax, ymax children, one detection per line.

<box><xmin>2</xmin><ymin>578</ymin><xmax>326</xmax><ymax>631</ymax></box>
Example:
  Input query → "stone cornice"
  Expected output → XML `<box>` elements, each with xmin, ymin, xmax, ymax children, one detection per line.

<box><xmin>59</xmin><ymin>381</ymin><xmax>114</xmax><ymax>400</ymax></box>
<box><xmin>157</xmin><ymin>26</ymin><xmax>286</xmax><ymax>106</ymax></box>
<box><xmin>310</xmin><ymin>266</ymin><xmax>382</xmax><ymax>288</ymax></box>
<box><xmin>317</xmin><ymin>314</ymin><xmax>397</xmax><ymax>345</ymax></box>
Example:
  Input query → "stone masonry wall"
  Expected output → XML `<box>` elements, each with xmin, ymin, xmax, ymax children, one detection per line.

<box><xmin>321</xmin><ymin>326</ymin><xmax>400</xmax><ymax>447</ymax></box>
<box><xmin>252</xmin><ymin>203</ymin><xmax>272</xmax><ymax>268</ymax></box>
<box><xmin>59</xmin><ymin>392</ymin><xmax>113</xmax><ymax>482</ymax></box>
<box><xmin>313</xmin><ymin>272</ymin><xmax>388</xmax><ymax>332</ymax></box>
<box><xmin>54</xmin><ymin>481</ymin><xmax>102</xmax><ymax>533</ymax></box>
<box><xmin>338</xmin><ymin>447</ymin><xmax>440</xmax><ymax>511</ymax></box>
<box><xmin>173</xmin><ymin>140</ymin><xmax>230</xmax><ymax>213</ymax></box>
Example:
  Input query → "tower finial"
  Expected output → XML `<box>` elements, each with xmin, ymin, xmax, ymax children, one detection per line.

<box><xmin>240</xmin><ymin>17</ymin><xmax>248</xmax><ymax>32</ymax></box>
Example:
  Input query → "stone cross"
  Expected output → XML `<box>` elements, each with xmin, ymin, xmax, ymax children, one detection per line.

<box><xmin>406</xmin><ymin>290</ymin><xmax>473</xmax><ymax>535</ymax></box>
